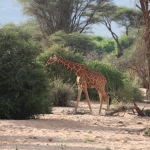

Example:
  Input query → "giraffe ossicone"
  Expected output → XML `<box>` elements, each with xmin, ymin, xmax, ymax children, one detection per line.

<box><xmin>46</xmin><ymin>54</ymin><xmax>111</xmax><ymax>115</ymax></box>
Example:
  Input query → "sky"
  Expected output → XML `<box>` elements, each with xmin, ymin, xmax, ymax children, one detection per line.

<box><xmin>0</xmin><ymin>0</ymin><xmax>136</xmax><ymax>37</ymax></box>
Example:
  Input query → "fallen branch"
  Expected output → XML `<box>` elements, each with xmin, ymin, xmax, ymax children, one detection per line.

<box><xmin>105</xmin><ymin>106</ymin><xmax>136</xmax><ymax>116</ymax></box>
<box><xmin>117</xmin><ymin>127</ymin><xmax>146</xmax><ymax>134</ymax></box>
<box><xmin>131</xmin><ymin>98</ymin><xmax>145</xmax><ymax>116</ymax></box>
<box><xmin>106</xmin><ymin>98</ymin><xmax>146</xmax><ymax>116</ymax></box>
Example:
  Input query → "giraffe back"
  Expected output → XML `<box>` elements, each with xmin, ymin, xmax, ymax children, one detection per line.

<box><xmin>78</xmin><ymin>67</ymin><xmax>107</xmax><ymax>90</ymax></box>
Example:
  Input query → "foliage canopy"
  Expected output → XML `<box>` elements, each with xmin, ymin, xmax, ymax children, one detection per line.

<box><xmin>18</xmin><ymin>0</ymin><xmax>113</xmax><ymax>36</ymax></box>
<box><xmin>49</xmin><ymin>30</ymin><xmax>96</xmax><ymax>55</ymax></box>
<box><xmin>92</xmin><ymin>36</ymin><xmax>116</xmax><ymax>54</ymax></box>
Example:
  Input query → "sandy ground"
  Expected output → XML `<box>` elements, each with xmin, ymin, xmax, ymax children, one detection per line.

<box><xmin>0</xmin><ymin>100</ymin><xmax>150</xmax><ymax>150</ymax></box>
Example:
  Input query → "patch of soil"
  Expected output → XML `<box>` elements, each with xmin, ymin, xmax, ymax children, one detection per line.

<box><xmin>0</xmin><ymin>101</ymin><xmax>150</xmax><ymax>150</ymax></box>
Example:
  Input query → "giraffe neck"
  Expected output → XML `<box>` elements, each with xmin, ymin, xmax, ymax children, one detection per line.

<box><xmin>56</xmin><ymin>56</ymin><xmax>82</xmax><ymax>75</ymax></box>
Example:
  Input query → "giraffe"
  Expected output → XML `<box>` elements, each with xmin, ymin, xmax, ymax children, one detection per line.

<box><xmin>46</xmin><ymin>54</ymin><xmax>111</xmax><ymax>115</ymax></box>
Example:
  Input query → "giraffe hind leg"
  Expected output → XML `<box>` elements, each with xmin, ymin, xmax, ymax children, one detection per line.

<box><xmin>98</xmin><ymin>91</ymin><xmax>110</xmax><ymax>115</ymax></box>
<box><xmin>105</xmin><ymin>93</ymin><xmax>110</xmax><ymax>111</ymax></box>
<box><xmin>108</xmin><ymin>94</ymin><xmax>112</xmax><ymax>105</ymax></box>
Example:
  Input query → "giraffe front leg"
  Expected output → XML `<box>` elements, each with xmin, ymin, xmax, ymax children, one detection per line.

<box><xmin>98</xmin><ymin>92</ymin><xmax>103</xmax><ymax>115</ymax></box>
<box><xmin>99</xmin><ymin>99</ymin><xmax>104</xmax><ymax>115</ymax></box>
<box><xmin>74</xmin><ymin>85</ymin><xmax>82</xmax><ymax>114</ymax></box>
<box><xmin>83</xmin><ymin>88</ymin><xmax>93</xmax><ymax>114</ymax></box>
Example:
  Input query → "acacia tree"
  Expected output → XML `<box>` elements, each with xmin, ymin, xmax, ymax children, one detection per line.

<box><xmin>96</xmin><ymin>5</ymin><xmax>142</xmax><ymax>58</ymax></box>
<box><xmin>96</xmin><ymin>5</ymin><xmax>124</xmax><ymax>57</ymax></box>
<box><xmin>113</xmin><ymin>7</ymin><xmax>143</xmax><ymax>36</ymax></box>
<box><xmin>130</xmin><ymin>0</ymin><xmax>150</xmax><ymax>96</ymax></box>
<box><xmin>18</xmin><ymin>0</ymin><xmax>112</xmax><ymax>36</ymax></box>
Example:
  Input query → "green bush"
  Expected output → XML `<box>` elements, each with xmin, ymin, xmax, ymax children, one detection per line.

<box><xmin>50</xmin><ymin>78</ymin><xmax>76</xmax><ymax>106</ymax></box>
<box><xmin>92</xmin><ymin>36</ymin><xmax>104</xmax><ymax>42</ymax></box>
<box><xmin>92</xmin><ymin>36</ymin><xmax>116</xmax><ymax>54</ymax></box>
<box><xmin>0</xmin><ymin>26</ymin><xmax>51</xmax><ymax>119</ymax></box>
<box><xmin>119</xmin><ymin>35</ymin><xmax>135</xmax><ymax>49</ymax></box>
<box><xmin>49</xmin><ymin>30</ymin><xmax>96</xmax><ymax>55</ymax></box>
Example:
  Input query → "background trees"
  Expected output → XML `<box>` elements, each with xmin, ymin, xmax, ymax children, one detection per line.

<box><xmin>113</xmin><ymin>7</ymin><xmax>143</xmax><ymax>36</ymax></box>
<box><xmin>18</xmin><ymin>0</ymin><xmax>142</xmax><ymax>58</ymax></box>
<box><xmin>95</xmin><ymin>4</ymin><xmax>142</xmax><ymax>57</ymax></box>
<box><xmin>18</xmin><ymin>0</ymin><xmax>112</xmax><ymax>36</ymax></box>
<box><xmin>49</xmin><ymin>30</ymin><xmax>96</xmax><ymax>55</ymax></box>
<box><xmin>92</xmin><ymin>36</ymin><xmax>116</xmax><ymax>54</ymax></box>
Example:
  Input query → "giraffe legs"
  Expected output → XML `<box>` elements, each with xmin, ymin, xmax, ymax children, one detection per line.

<box><xmin>82</xmin><ymin>88</ymin><xmax>92</xmax><ymax>114</ymax></box>
<box><xmin>98</xmin><ymin>91</ymin><xmax>110</xmax><ymax>115</ymax></box>
<box><xmin>74</xmin><ymin>86</ymin><xmax>92</xmax><ymax>114</ymax></box>
<box><xmin>106</xmin><ymin>95</ymin><xmax>110</xmax><ymax>111</ymax></box>
<box><xmin>74</xmin><ymin>85</ymin><xmax>82</xmax><ymax>114</ymax></box>
<box><xmin>98</xmin><ymin>92</ymin><xmax>103</xmax><ymax>115</ymax></box>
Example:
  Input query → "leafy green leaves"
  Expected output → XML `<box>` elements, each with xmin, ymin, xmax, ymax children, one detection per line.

<box><xmin>49</xmin><ymin>31</ymin><xmax>96</xmax><ymax>55</ymax></box>
<box><xmin>0</xmin><ymin>25</ymin><xmax>51</xmax><ymax>119</ymax></box>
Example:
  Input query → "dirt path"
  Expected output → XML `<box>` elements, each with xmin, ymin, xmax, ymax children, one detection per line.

<box><xmin>0</xmin><ymin>101</ymin><xmax>150</xmax><ymax>150</ymax></box>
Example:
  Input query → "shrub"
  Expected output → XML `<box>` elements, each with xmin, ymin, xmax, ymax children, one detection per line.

<box><xmin>119</xmin><ymin>35</ymin><xmax>135</xmax><ymax>49</ymax></box>
<box><xmin>50</xmin><ymin>78</ymin><xmax>76</xmax><ymax>107</ymax></box>
<box><xmin>92</xmin><ymin>35</ymin><xmax>104</xmax><ymax>42</ymax></box>
<box><xmin>0</xmin><ymin>26</ymin><xmax>51</xmax><ymax>119</ymax></box>
<box><xmin>92</xmin><ymin>36</ymin><xmax>116</xmax><ymax>54</ymax></box>
<box><xmin>49</xmin><ymin>30</ymin><xmax>96</xmax><ymax>55</ymax></box>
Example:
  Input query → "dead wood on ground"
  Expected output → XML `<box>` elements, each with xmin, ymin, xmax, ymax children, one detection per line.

<box><xmin>117</xmin><ymin>127</ymin><xmax>146</xmax><ymax>134</ymax></box>
<box><xmin>106</xmin><ymin>98</ymin><xmax>146</xmax><ymax>116</ymax></box>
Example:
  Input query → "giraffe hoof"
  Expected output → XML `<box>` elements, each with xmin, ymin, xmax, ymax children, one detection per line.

<box><xmin>99</xmin><ymin>111</ymin><xmax>103</xmax><ymax>116</ymax></box>
<box><xmin>72</xmin><ymin>110</ymin><xmax>77</xmax><ymax>115</ymax></box>
<box><xmin>90</xmin><ymin>111</ymin><xmax>93</xmax><ymax>115</ymax></box>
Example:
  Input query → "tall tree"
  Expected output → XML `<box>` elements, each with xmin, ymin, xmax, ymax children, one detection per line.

<box><xmin>96</xmin><ymin>4</ymin><xmax>124</xmax><ymax>57</ymax></box>
<box><xmin>113</xmin><ymin>7</ymin><xmax>143</xmax><ymax>36</ymax></box>
<box><xmin>18</xmin><ymin>0</ymin><xmax>111</xmax><ymax>36</ymax></box>
<box><xmin>130</xmin><ymin>0</ymin><xmax>150</xmax><ymax>96</ymax></box>
<box><xmin>96</xmin><ymin>5</ymin><xmax>142</xmax><ymax>58</ymax></box>
<box><xmin>137</xmin><ymin>0</ymin><xmax>150</xmax><ymax>96</ymax></box>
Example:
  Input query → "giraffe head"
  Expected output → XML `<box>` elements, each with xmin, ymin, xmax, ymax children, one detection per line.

<box><xmin>46</xmin><ymin>54</ymin><xmax>58</xmax><ymax>66</ymax></box>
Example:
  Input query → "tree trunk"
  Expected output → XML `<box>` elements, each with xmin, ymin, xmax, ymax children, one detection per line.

<box><xmin>136</xmin><ymin>0</ymin><xmax>150</xmax><ymax>98</ymax></box>
<box><xmin>103</xmin><ymin>19</ymin><xmax>123</xmax><ymax>58</ymax></box>
<box><xmin>145</xmin><ymin>29</ymin><xmax>150</xmax><ymax>96</ymax></box>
